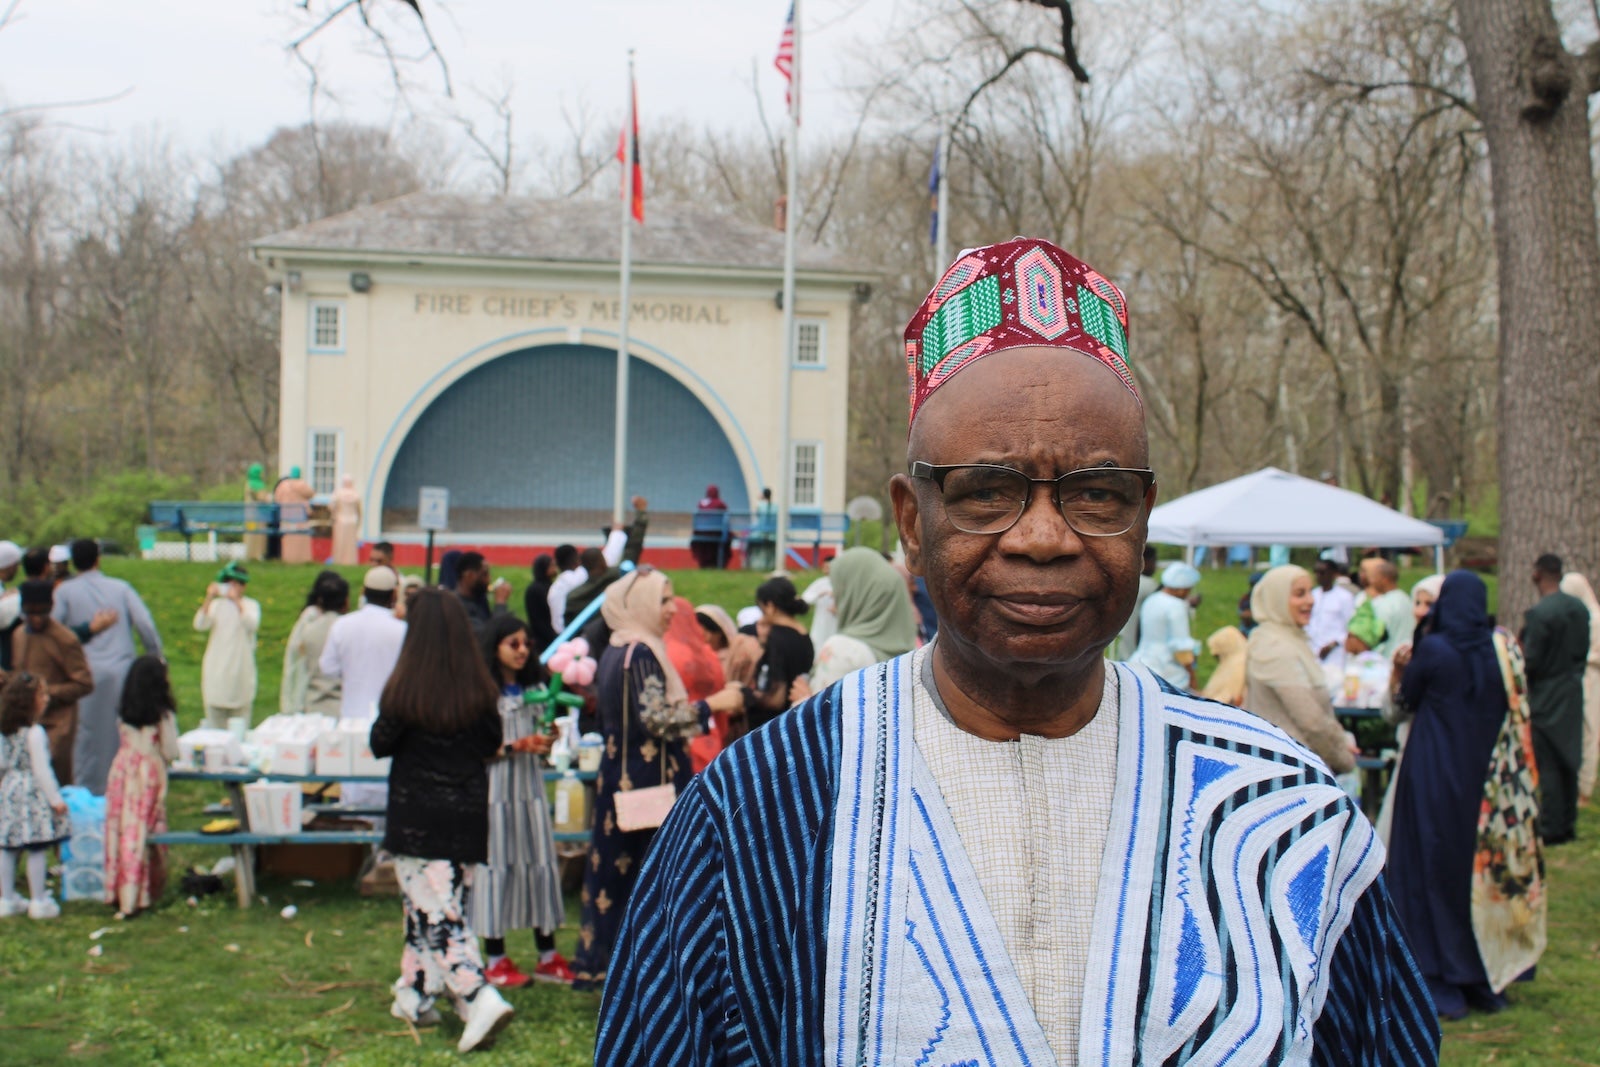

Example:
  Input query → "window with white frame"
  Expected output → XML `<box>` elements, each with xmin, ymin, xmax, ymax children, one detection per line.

<box><xmin>793</xmin><ymin>318</ymin><xmax>825</xmax><ymax>366</ymax></box>
<box><xmin>308</xmin><ymin>300</ymin><xmax>345</xmax><ymax>353</ymax></box>
<box><xmin>309</xmin><ymin>430</ymin><xmax>341</xmax><ymax>495</ymax></box>
<box><xmin>790</xmin><ymin>441</ymin><xmax>821</xmax><ymax>509</ymax></box>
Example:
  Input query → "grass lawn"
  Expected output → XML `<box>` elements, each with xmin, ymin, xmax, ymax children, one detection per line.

<box><xmin>0</xmin><ymin>558</ymin><xmax>1595</xmax><ymax>1065</ymax></box>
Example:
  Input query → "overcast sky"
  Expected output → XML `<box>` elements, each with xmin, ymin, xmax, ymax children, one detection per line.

<box><xmin>0</xmin><ymin>0</ymin><xmax>897</xmax><ymax>158</ymax></box>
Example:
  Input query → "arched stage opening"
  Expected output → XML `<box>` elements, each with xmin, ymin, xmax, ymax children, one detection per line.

<box><xmin>381</xmin><ymin>343</ymin><xmax>751</xmax><ymax>535</ymax></box>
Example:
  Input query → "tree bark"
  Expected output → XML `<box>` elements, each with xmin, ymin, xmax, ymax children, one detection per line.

<box><xmin>1455</xmin><ymin>0</ymin><xmax>1600</xmax><ymax>623</ymax></box>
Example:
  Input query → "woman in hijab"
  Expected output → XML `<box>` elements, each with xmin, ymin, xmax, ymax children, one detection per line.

<box><xmin>1245</xmin><ymin>565</ymin><xmax>1357</xmax><ymax>773</ymax></box>
<box><xmin>571</xmin><ymin>570</ymin><xmax>742</xmax><ymax>993</ymax></box>
<box><xmin>1558</xmin><ymin>571</ymin><xmax>1600</xmax><ymax>804</ymax></box>
<box><xmin>1199</xmin><ymin>626</ymin><xmax>1248</xmax><ymax>706</ymax></box>
<box><xmin>694</xmin><ymin>605</ymin><xmax>762</xmax><ymax>747</ymax></box>
<box><xmin>1386</xmin><ymin>570</ymin><xmax>1533</xmax><ymax>1019</ymax></box>
<box><xmin>1375</xmin><ymin>574</ymin><xmax>1447</xmax><ymax>844</ymax></box>
<box><xmin>666</xmin><ymin>596</ymin><xmax>729</xmax><ymax>773</ymax></box>
<box><xmin>800</xmin><ymin>548</ymin><xmax>919</xmax><ymax>693</ymax></box>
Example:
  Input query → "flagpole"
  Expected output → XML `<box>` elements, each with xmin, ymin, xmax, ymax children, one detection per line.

<box><xmin>935</xmin><ymin>127</ymin><xmax>950</xmax><ymax>272</ymax></box>
<box><xmin>612</xmin><ymin>50</ymin><xmax>636</xmax><ymax>528</ymax></box>
<box><xmin>776</xmin><ymin>2</ymin><xmax>800</xmax><ymax>573</ymax></box>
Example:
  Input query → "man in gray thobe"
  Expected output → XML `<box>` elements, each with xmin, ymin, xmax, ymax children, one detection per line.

<box><xmin>1522</xmin><ymin>551</ymin><xmax>1591</xmax><ymax>845</ymax></box>
<box><xmin>51</xmin><ymin>538</ymin><xmax>163</xmax><ymax>794</ymax></box>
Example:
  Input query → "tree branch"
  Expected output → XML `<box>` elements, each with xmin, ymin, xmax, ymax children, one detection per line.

<box><xmin>1583</xmin><ymin>39</ymin><xmax>1600</xmax><ymax>96</ymax></box>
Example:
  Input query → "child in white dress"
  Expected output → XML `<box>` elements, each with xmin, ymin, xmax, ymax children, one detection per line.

<box><xmin>0</xmin><ymin>673</ymin><xmax>71</xmax><ymax>919</ymax></box>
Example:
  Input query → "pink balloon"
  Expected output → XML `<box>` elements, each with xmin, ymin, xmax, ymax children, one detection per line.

<box><xmin>569</xmin><ymin>637</ymin><xmax>590</xmax><ymax>657</ymax></box>
<box><xmin>548</xmin><ymin>649</ymin><xmax>574</xmax><ymax>673</ymax></box>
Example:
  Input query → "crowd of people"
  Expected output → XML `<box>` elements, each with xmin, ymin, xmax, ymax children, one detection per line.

<box><xmin>0</xmin><ymin>511</ymin><xmax>935</xmax><ymax>1051</ymax></box>
<box><xmin>2</xmin><ymin>236</ymin><xmax>1597</xmax><ymax>1061</ymax></box>
<box><xmin>1123</xmin><ymin>544</ymin><xmax>1595</xmax><ymax>1023</ymax></box>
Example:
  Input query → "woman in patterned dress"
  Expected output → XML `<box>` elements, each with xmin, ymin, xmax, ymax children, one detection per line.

<box><xmin>570</xmin><ymin>570</ymin><xmax>743</xmax><ymax>992</ymax></box>
<box><xmin>103</xmin><ymin>656</ymin><xmax>178</xmax><ymax>917</ymax></box>
<box><xmin>471</xmin><ymin>615</ymin><xmax>573</xmax><ymax>987</ymax></box>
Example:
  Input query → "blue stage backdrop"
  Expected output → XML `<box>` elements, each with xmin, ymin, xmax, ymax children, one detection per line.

<box><xmin>382</xmin><ymin>344</ymin><xmax>750</xmax><ymax>529</ymax></box>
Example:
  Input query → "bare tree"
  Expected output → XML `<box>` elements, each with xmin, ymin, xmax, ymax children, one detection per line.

<box><xmin>1455</xmin><ymin>0</ymin><xmax>1600</xmax><ymax>620</ymax></box>
<box><xmin>0</xmin><ymin>118</ymin><xmax>65</xmax><ymax>482</ymax></box>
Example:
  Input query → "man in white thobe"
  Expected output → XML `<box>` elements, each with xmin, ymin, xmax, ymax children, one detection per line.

<box><xmin>319</xmin><ymin>567</ymin><xmax>407</xmax><ymax>807</ymax></box>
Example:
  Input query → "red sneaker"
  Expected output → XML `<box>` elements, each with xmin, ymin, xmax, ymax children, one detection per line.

<box><xmin>483</xmin><ymin>957</ymin><xmax>533</xmax><ymax>989</ymax></box>
<box><xmin>532</xmin><ymin>953</ymin><xmax>576</xmax><ymax>985</ymax></box>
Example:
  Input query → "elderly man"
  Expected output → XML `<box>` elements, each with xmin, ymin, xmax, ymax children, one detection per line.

<box><xmin>52</xmin><ymin>539</ymin><xmax>162</xmax><ymax>794</ymax></box>
<box><xmin>1345</xmin><ymin>557</ymin><xmax>1412</xmax><ymax>659</ymax></box>
<box><xmin>595</xmin><ymin>239</ymin><xmax>1437</xmax><ymax>1066</ymax></box>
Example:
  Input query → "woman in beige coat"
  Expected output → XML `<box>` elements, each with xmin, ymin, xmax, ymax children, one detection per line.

<box><xmin>1246</xmin><ymin>565</ymin><xmax>1357</xmax><ymax>774</ymax></box>
<box><xmin>1559</xmin><ymin>571</ymin><xmax>1600</xmax><ymax>804</ymax></box>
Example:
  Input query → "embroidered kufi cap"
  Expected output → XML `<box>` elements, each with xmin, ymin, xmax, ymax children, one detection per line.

<box><xmin>904</xmin><ymin>237</ymin><xmax>1136</xmax><ymax>426</ymax></box>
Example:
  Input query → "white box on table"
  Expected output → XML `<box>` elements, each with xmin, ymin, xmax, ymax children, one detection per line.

<box><xmin>243</xmin><ymin>781</ymin><xmax>303</xmax><ymax>834</ymax></box>
<box><xmin>271</xmin><ymin>739</ymin><xmax>315</xmax><ymax>777</ymax></box>
<box><xmin>315</xmin><ymin>731</ymin><xmax>354</xmax><ymax>776</ymax></box>
<box><xmin>351</xmin><ymin>740</ymin><xmax>390</xmax><ymax>778</ymax></box>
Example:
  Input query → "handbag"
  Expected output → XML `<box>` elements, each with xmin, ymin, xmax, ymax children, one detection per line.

<box><xmin>612</xmin><ymin>645</ymin><xmax>677</xmax><ymax>832</ymax></box>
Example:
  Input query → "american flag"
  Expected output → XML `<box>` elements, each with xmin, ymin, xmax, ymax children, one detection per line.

<box><xmin>774</xmin><ymin>3</ymin><xmax>796</xmax><ymax>114</ymax></box>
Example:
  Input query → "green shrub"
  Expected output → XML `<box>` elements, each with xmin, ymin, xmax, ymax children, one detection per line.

<box><xmin>0</xmin><ymin>469</ymin><xmax>197</xmax><ymax>551</ymax></box>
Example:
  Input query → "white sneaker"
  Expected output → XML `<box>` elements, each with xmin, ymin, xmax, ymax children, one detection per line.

<box><xmin>457</xmin><ymin>986</ymin><xmax>513</xmax><ymax>1052</ymax></box>
<box><xmin>390</xmin><ymin>998</ymin><xmax>441</xmax><ymax>1026</ymax></box>
<box><xmin>27</xmin><ymin>897</ymin><xmax>60</xmax><ymax>920</ymax></box>
<box><xmin>0</xmin><ymin>896</ymin><xmax>27</xmax><ymax>918</ymax></box>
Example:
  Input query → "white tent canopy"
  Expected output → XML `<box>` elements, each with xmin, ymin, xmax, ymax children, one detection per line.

<box><xmin>1146</xmin><ymin>467</ymin><xmax>1445</xmax><ymax>549</ymax></box>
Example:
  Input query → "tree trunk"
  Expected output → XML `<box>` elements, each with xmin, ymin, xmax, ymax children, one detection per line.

<box><xmin>1456</xmin><ymin>0</ymin><xmax>1600</xmax><ymax>623</ymax></box>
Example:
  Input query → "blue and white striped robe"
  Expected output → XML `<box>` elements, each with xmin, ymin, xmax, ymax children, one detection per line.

<box><xmin>597</xmin><ymin>656</ymin><xmax>1440</xmax><ymax>1066</ymax></box>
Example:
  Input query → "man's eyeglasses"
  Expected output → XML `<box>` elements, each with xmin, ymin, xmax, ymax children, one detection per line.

<box><xmin>910</xmin><ymin>462</ymin><xmax>1155</xmax><ymax>538</ymax></box>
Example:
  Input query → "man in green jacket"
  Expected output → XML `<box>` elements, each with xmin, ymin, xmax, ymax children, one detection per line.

<box><xmin>1522</xmin><ymin>552</ymin><xmax>1591</xmax><ymax>844</ymax></box>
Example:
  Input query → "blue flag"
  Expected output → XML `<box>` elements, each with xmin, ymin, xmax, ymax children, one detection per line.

<box><xmin>928</xmin><ymin>144</ymin><xmax>940</xmax><ymax>245</ymax></box>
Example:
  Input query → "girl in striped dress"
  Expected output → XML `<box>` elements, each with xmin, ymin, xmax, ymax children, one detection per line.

<box><xmin>472</xmin><ymin>616</ymin><xmax>572</xmax><ymax>987</ymax></box>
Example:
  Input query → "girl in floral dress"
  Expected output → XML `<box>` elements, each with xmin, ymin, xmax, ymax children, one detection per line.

<box><xmin>104</xmin><ymin>656</ymin><xmax>178</xmax><ymax>917</ymax></box>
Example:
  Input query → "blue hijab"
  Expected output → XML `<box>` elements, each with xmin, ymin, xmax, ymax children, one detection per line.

<box><xmin>1421</xmin><ymin>570</ymin><xmax>1495</xmax><ymax>699</ymax></box>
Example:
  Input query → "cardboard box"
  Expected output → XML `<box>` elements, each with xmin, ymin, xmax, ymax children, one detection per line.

<box><xmin>271</xmin><ymin>739</ymin><xmax>315</xmax><ymax>777</ymax></box>
<box><xmin>244</xmin><ymin>781</ymin><xmax>303</xmax><ymax>834</ymax></box>
<box><xmin>351</xmin><ymin>746</ymin><xmax>391</xmax><ymax>778</ymax></box>
<box><xmin>315</xmin><ymin>731</ymin><xmax>354</xmax><ymax>776</ymax></box>
<box><xmin>350</xmin><ymin>724</ymin><xmax>390</xmax><ymax>778</ymax></box>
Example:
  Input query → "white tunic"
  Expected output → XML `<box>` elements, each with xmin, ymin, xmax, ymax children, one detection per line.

<box><xmin>194</xmin><ymin>596</ymin><xmax>260</xmax><ymax>714</ymax></box>
<box><xmin>914</xmin><ymin>659</ymin><xmax>1120</xmax><ymax>1065</ymax></box>
<box><xmin>1130</xmin><ymin>590</ymin><xmax>1198</xmax><ymax>689</ymax></box>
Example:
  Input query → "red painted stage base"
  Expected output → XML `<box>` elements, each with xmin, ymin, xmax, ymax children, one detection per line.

<box><xmin>311</xmin><ymin>539</ymin><xmax>716</xmax><ymax>571</ymax></box>
<box><xmin>307</xmin><ymin>540</ymin><xmax>834</xmax><ymax>571</ymax></box>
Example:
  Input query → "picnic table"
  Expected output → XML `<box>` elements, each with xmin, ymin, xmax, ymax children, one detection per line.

<box><xmin>1333</xmin><ymin>705</ymin><xmax>1395</xmax><ymax>817</ymax></box>
<box><xmin>159</xmin><ymin>768</ymin><xmax>597</xmax><ymax>907</ymax></box>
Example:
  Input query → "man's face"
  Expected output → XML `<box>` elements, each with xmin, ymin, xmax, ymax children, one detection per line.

<box><xmin>0</xmin><ymin>564</ymin><xmax>17</xmax><ymax>584</ymax></box>
<box><xmin>891</xmin><ymin>347</ymin><xmax>1155</xmax><ymax>674</ymax></box>
<box><xmin>22</xmin><ymin>604</ymin><xmax>50</xmax><ymax>633</ymax></box>
<box><xmin>1314</xmin><ymin>561</ymin><xmax>1335</xmax><ymax>589</ymax></box>
<box><xmin>473</xmin><ymin>566</ymin><xmax>490</xmax><ymax>595</ymax></box>
<box><xmin>371</xmin><ymin>548</ymin><xmax>392</xmax><ymax>569</ymax></box>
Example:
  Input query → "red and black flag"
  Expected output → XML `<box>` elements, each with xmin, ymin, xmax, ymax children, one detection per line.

<box><xmin>617</xmin><ymin>79</ymin><xmax>644</xmax><ymax>224</ymax></box>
